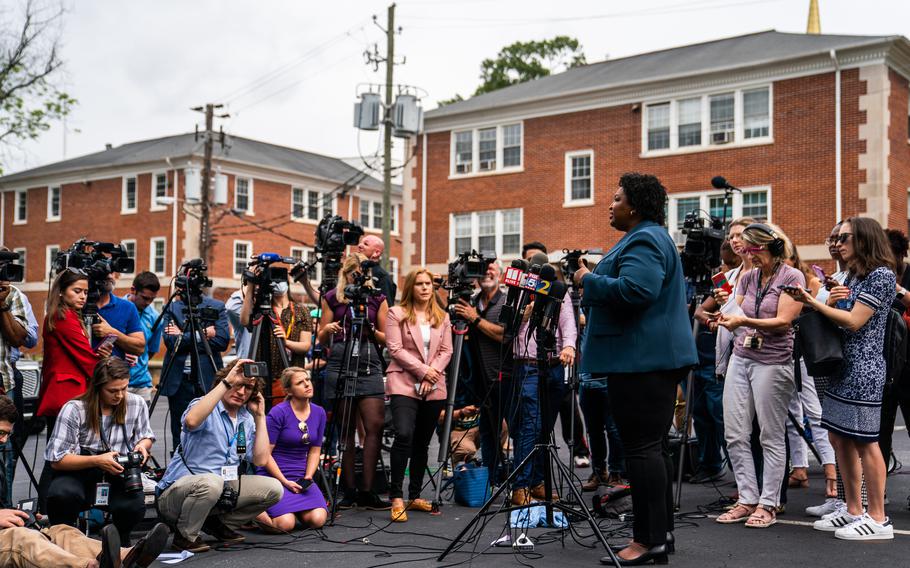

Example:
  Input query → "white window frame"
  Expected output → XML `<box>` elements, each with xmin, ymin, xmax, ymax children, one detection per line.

<box><xmin>666</xmin><ymin>186</ymin><xmax>772</xmax><ymax>244</ymax></box>
<box><xmin>291</xmin><ymin>188</ymin><xmax>335</xmax><ymax>224</ymax></box>
<box><xmin>120</xmin><ymin>240</ymin><xmax>137</xmax><ymax>275</ymax></box>
<box><xmin>14</xmin><ymin>189</ymin><xmax>27</xmax><ymax>225</ymax></box>
<box><xmin>389</xmin><ymin>257</ymin><xmax>399</xmax><ymax>286</ymax></box>
<box><xmin>233</xmin><ymin>240</ymin><xmax>253</xmax><ymax>278</ymax></box>
<box><xmin>290</xmin><ymin>245</ymin><xmax>321</xmax><ymax>285</ymax></box>
<box><xmin>359</xmin><ymin>198</ymin><xmax>399</xmax><ymax>235</ymax></box>
<box><xmin>234</xmin><ymin>176</ymin><xmax>254</xmax><ymax>215</ymax></box>
<box><xmin>641</xmin><ymin>84</ymin><xmax>773</xmax><ymax>157</ymax></box>
<box><xmin>449</xmin><ymin>121</ymin><xmax>524</xmax><ymax>178</ymax></box>
<box><xmin>564</xmin><ymin>150</ymin><xmax>594</xmax><ymax>207</ymax></box>
<box><xmin>47</xmin><ymin>186</ymin><xmax>61</xmax><ymax>221</ymax></box>
<box><xmin>291</xmin><ymin>187</ymin><xmax>306</xmax><ymax>220</ymax></box>
<box><xmin>12</xmin><ymin>248</ymin><xmax>26</xmax><ymax>281</ymax></box>
<box><xmin>149</xmin><ymin>237</ymin><xmax>167</xmax><ymax>276</ymax></box>
<box><xmin>45</xmin><ymin>244</ymin><xmax>60</xmax><ymax>281</ymax></box>
<box><xmin>150</xmin><ymin>172</ymin><xmax>168</xmax><ymax>211</ymax></box>
<box><xmin>122</xmin><ymin>176</ymin><xmax>138</xmax><ymax>214</ymax></box>
<box><xmin>448</xmin><ymin>208</ymin><xmax>523</xmax><ymax>260</ymax></box>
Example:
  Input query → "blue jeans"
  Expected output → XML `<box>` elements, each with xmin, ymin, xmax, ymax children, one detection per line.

<box><xmin>1</xmin><ymin>374</ymin><xmax>24</xmax><ymax>508</ymax></box>
<box><xmin>508</xmin><ymin>364</ymin><xmax>566</xmax><ymax>489</ymax></box>
<box><xmin>691</xmin><ymin>364</ymin><xmax>725</xmax><ymax>473</ymax></box>
<box><xmin>579</xmin><ymin>378</ymin><xmax>625</xmax><ymax>475</ymax></box>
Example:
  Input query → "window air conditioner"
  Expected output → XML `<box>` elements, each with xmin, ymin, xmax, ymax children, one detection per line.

<box><xmin>712</xmin><ymin>131</ymin><xmax>734</xmax><ymax>144</ymax></box>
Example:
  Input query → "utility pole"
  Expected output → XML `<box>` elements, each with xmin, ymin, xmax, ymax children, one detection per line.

<box><xmin>192</xmin><ymin>103</ymin><xmax>227</xmax><ymax>265</ymax></box>
<box><xmin>380</xmin><ymin>3</ymin><xmax>396</xmax><ymax>270</ymax></box>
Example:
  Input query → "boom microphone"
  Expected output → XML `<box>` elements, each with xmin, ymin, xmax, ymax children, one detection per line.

<box><xmin>711</xmin><ymin>176</ymin><xmax>740</xmax><ymax>191</ymax></box>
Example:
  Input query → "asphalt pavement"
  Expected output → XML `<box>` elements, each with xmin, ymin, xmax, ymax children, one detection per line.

<box><xmin>11</xmin><ymin>402</ymin><xmax>910</xmax><ymax>567</ymax></box>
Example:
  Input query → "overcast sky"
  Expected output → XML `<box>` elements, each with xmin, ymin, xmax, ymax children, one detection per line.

<box><xmin>4</xmin><ymin>0</ymin><xmax>909</xmax><ymax>176</ymax></box>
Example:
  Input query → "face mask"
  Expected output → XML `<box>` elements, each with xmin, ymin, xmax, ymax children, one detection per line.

<box><xmin>272</xmin><ymin>281</ymin><xmax>289</xmax><ymax>295</ymax></box>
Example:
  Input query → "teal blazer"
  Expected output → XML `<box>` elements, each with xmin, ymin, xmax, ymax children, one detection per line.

<box><xmin>580</xmin><ymin>220</ymin><xmax>698</xmax><ymax>374</ymax></box>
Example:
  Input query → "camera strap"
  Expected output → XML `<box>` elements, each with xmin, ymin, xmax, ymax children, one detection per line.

<box><xmin>752</xmin><ymin>263</ymin><xmax>782</xmax><ymax>318</ymax></box>
<box><xmin>97</xmin><ymin>412</ymin><xmax>130</xmax><ymax>454</ymax></box>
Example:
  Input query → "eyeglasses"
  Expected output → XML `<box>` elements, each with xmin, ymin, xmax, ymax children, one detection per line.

<box><xmin>298</xmin><ymin>421</ymin><xmax>310</xmax><ymax>444</ymax></box>
<box><xmin>0</xmin><ymin>430</ymin><xmax>11</xmax><ymax>439</ymax></box>
<box><xmin>742</xmin><ymin>246</ymin><xmax>766</xmax><ymax>254</ymax></box>
<box><xmin>834</xmin><ymin>233</ymin><xmax>853</xmax><ymax>244</ymax></box>
<box><xmin>231</xmin><ymin>382</ymin><xmax>255</xmax><ymax>392</ymax></box>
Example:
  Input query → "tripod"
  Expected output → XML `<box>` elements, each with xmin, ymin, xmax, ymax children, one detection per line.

<box><xmin>439</xmin><ymin>313</ymin><xmax>615</xmax><ymax>563</ymax></box>
<box><xmin>673</xmin><ymin>292</ymin><xmax>707</xmax><ymax>511</ymax></box>
<box><xmin>245</xmin><ymin>294</ymin><xmax>291</xmax><ymax>409</ymax></box>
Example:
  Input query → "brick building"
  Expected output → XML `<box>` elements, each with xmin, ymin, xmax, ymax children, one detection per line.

<box><xmin>403</xmin><ymin>31</ymin><xmax>910</xmax><ymax>274</ymax></box>
<box><xmin>0</xmin><ymin>133</ymin><xmax>403</xmax><ymax>334</ymax></box>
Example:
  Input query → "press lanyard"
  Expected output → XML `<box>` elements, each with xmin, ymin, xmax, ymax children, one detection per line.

<box><xmin>220</xmin><ymin>413</ymin><xmax>246</xmax><ymax>462</ymax></box>
<box><xmin>753</xmin><ymin>264</ymin><xmax>781</xmax><ymax>316</ymax></box>
<box><xmin>274</xmin><ymin>305</ymin><xmax>296</xmax><ymax>337</ymax></box>
<box><xmin>98</xmin><ymin>413</ymin><xmax>129</xmax><ymax>454</ymax></box>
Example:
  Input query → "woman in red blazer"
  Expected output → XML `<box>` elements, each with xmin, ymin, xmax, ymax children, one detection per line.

<box><xmin>37</xmin><ymin>269</ymin><xmax>108</xmax><ymax>434</ymax></box>
<box><xmin>385</xmin><ymin>268</ymin><xmax>453</xmax><ymax>522</ymax></box>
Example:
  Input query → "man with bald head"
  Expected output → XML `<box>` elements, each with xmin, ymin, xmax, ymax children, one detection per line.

<box><xmin>357</xmin><ymin>235</ymin><xmax>397</xmax><ymax>305</ymax></box>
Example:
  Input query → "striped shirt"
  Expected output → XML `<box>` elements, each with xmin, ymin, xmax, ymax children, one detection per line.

<box><xmin>1</xmin><ymin>286</ymin><xmax>37</xmax><ymax>391</ymax></box>
<box><xmin>45</xmin><ymin>393</ymin><xmax>155</xmax><ymax>463</ymax></box>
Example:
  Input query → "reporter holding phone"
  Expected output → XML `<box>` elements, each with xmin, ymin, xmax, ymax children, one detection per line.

<box><xmin>784</xmin><ymin>217</ymin><xmax>896</xmax><ymax>540</ymax></box>
<box><xmin>254</xmin><ymin>367</ymin><xmax>327</xmax><ymax>532</ymax></box>
<box><xmin>385</xmin><ymin>268</ymin><xmax>453</xmax><ymax>522</ymax></box>
<box><xmin>715</xmin><ymin>223</ymin><xmax>804</xmax><ymax>528</ymax></box>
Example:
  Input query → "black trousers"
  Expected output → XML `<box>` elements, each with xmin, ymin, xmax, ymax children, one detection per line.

<box><xmin>558</xmin><ymin>389</ymin><xmax>589</xmax><ymax>457</ymax></box>
<box><xmin>46</xmin><ymin>468</ymin><xmax>146</xmax><ymax>544</ymax></box>
<box><xmin>389</xmin><ymin>395</ymin><xmax>445</xmax><ymax>500</ymax></box>
<box><xmin>608</xmin><ymin>369</ymin><xmax>685</xmax><ymax>547</ymax></box>
<box><xmin>879</xmin><ymin>378</ymin><xmax>910</xmax><ymax>466</ymax></box>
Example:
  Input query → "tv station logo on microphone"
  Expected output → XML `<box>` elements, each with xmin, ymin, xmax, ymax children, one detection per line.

<box><xmin>503</xmin><ymin>266</ymin><xmax>551</xmax><ymax>295</ymax></box>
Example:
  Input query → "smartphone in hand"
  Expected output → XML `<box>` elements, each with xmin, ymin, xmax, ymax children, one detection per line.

<box><xmin>711</xmin><ymin>272</ymin><xmax>733</xmax><ymax>294</ymax></box>
<box><xmin>811</xmin><ymin>264</ymin><xmax>827</xmax><ymax>282</ymax></box>
<box><xmin>95</xmin><ymin>334</ymin><xmax>117</xmax><ymax>355</ymax></box>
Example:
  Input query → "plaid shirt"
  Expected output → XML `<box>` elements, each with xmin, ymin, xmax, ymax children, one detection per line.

<box><xmin>1</xmin><ymin>286</ymin><xmax>35</xmax><ymax>391</ymax></box>
<box><xmin>45</xmin><ymin>393</ymin><xmax>155</xmax><ymax>463</ymax></box>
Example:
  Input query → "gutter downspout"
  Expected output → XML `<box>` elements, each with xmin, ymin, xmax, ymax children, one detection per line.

<box><xmin>830</xmin><ymin>49</ymin><xmax>842</xmax><ymax>223</ymax></box>
<box><xmin>165</xmin><ymin>157</ymin><xmax>178</xmax><ymax>274</ymax></box>
<box><xmin>420</xmin><ymin>132</ymin><xmax>427</xmax><ymax>266</ymax></box>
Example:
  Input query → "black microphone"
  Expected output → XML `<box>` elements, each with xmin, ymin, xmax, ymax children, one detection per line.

<box><xmin>538</xmin><ymin>264</ymin><xmax>556</xmax><ymax>283</ymax></box>
<box><xmin>527</xmin><ymin>266</ymin><xmax>558</xmax><ymax>334</ymax></box>
<box><xmin>539</xmin><ymin>280</ymin><xmax>568</xmax><ymax>332</ymax></box>
<box><xmin>499</xmin><ymin>259</ymin><xmax>529</xmax><ymax>331</ymax></box>
<box><xmin>711</xmin><ymin>176</ymin><xmax>740</xmax><ymax>191</ymax></box>
<box><xmin>528</xmin><ymin>252</ymin><xmax>549</xmax><ymax>272</ymax></box>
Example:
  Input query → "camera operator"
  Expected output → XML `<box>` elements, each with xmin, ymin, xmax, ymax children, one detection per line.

<box><xmin>156</xmin><ymin>360</ymin><xmax>282</xmax><ymax>553</ymax></box>
<box><xmin>225</xmin><ymin>287</ymin><xmax>251</xmax><ymax>358</ymax></box>
<box><xmin>0</xmin><ymin>247</ymin><xmax>39</xmax><ymax>507</ymax></box>
<box><xmin>160</xmin><ymin>282</ymin><xmax>230</xmax><ymax>448</ymax></box>
<box><xmin>239</xmin><ymin>266</ymin><xmax>313</xmax><ymax>396</ymax></box>
<box><xmin>45</xmin><ymin>358</ymin><xmax>154</xmax><ymax>545</ymax></box>
<box><xmin>317</xmin><ymin>252</ymin><xmax>389</xmax><ymax>510</ymax></box>
<box><xmin>357</xmin><ymin>235</ymin><xmax>397</xmax><ymax>305</ymax></box>
<box><xmin>123</xmin><ymin>272</ymin><xmax>162</xmax><ymax>403</ymax></box>
<box><xmin>573</xmin><ymin>173</ymin><xmax>697</xmax><ymax>565</ymax></box>
<box><xmin>451</xmin><ymin>260</ymin><xmax>512</xmax><ymax>483</ymax></box>
<box><xmin>505</xmin><ymin>243</ymin><xmax>578</xmax><ymax>505</ymax></box>
<box><xmin>90</xmin><ymin>272</ymin><xmax>145</xmax><ymax>360</ymax></box>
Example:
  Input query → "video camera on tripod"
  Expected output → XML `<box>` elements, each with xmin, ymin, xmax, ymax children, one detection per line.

<box><xmin>243</xmin><ymin>252</ymin><xmax>295</xmax><ymax>310</ymax></box>
<box><xmin>53</xmin><ymin>239</ymin><xmax>135</xmax><ymax>324</ymax></box>
<box><xmin>560</xmin><ymin>248</ymin><xmax>603</xmax><ymax>284</ymax></box>
<box><xmin>173</xmin><ymin>259</ymin><xmax>219</xmax><ymax>325</ymax></box>
<box><xmin>0</xmin><ymin>251</ymin><xmax>25</xmax><ymax>282</ymax></box>
<box><xmin>440</xmin><ymin>250</ymin><xmax>496</xmax><ymax>324</ymax></box>
<box><xmin>291</xmin><ymin>214</ymin><xmax>365</xmax><ymax>293</ymax></box>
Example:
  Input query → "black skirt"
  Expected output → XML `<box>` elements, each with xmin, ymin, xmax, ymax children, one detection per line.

<box><xmin>323</xmin><ymin>341</ymin><xmax>385</xmax><ymax>399</ymax></box>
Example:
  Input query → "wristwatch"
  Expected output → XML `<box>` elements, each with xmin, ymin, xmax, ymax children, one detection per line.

<box><xmin>220</xmin><ymin>378</ymin><xmax>234</xmax><ymax>390</ymax></box>
<box><xmin>471</xmin><ymin>316</ymin><xmax>481</xmax><ymax>327</ymax></box>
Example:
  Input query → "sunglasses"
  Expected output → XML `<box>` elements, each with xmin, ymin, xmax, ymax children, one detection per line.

<box><xmin>0</xmin><ymin>429</ymin><xmax>11</xmax><ymax>439</ymax></box>
<box><xmin>298</xmin><ymin>421</ymin><xmax>310</xmax><ymax>444</ymax></box>
<box><xmin>834</xmin><ymin>233</ymin><xmax>853</xmax><ymax>244</ymax></box>
<box><xmin>742</xmin><ymin>246</ymin><xmax>766</xmax><ymax>254</ymax></box>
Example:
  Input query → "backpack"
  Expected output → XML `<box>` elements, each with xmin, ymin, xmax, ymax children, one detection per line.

<box><xmin>884</xmin><ymin>307</ymin><xmax>908</xmax><ymax>384</ymax></box>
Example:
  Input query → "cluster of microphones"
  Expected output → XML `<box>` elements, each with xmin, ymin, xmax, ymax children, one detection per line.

<box><xmin>499</xmin><ymin>252</ymin><xmax>569</xmax><ymax>342</ymax></box>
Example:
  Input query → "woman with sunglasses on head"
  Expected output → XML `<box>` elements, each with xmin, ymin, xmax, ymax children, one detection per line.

<box><xmin>385</xmin><ymin>268</ymin><xmax>453</xmax><ymax>522</ymax></box>
<box><xmin>715</xmin><ymin>223</ymin><xmax>805</xmax><ymax>529</ymax></box>
<box><xmin>254</xmin><ymin>367</ymin><xmax>327</xmax><ymax>532</ymax></box>
<box><xmin>784</xmin><ymin>218</ymin><xmax>896</xmax><ymax>540</ymax></box>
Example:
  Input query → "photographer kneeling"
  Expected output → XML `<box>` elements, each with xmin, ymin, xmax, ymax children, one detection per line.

<box><xmin>45</xmin><ymin>358</ymin><xmax>155</xmax><ymax>545</ymax></box>
<box><xmin>156</xmin><ymin>360</ymin><xmax>282</xmax><ymax>553</ymax></box>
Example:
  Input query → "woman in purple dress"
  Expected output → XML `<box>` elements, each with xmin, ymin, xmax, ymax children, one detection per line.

<box><xmin>255</xmin><ymin>367</ymin><xmax>328</xmax><ymax>531</ymax></box>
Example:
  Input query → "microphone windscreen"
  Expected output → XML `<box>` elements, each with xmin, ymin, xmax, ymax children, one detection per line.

<box><xmin>711</xmin><ymin>176</ymin><xmax>728</xmax><ymax>190</ymax></box>
<box><xmin>548</xmin><ymin>280</ymin><xmax>568</xmax><ymax>300</ymax></box>
<box><xmin>511</xmin><ymin>258</ymin><xmax>529</xmax><ymax>270</ymax></box>
<box><xmin>539</xmin><ymin>264</ymin><xmax>557</xmax><ymax>282</ymax></box>
<box><xmin>529</xmin><ymin>252</ymin><xmax>549</xmax><ymax>268</ymax></box>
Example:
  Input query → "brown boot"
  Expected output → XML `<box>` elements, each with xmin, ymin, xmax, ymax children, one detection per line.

<box><xmin>530</xmin><ymin>483</ymin><xmax>559</xmax><ymax>501</ymax></box>
<box><xmin>582</xmin><ymin>471</ymin><xmax>608</xmax><ymax>492</ymax></box>
<box><xmin>511</xmin><ymin>487</ymin><xmax>533</xmax><ymax>506</ymax></box>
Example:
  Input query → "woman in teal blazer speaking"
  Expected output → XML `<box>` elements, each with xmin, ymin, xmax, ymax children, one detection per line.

<box><xmin>574</xmin><ymin>173</ymin><xmax>697</xmax><ymax>566</ymax></box>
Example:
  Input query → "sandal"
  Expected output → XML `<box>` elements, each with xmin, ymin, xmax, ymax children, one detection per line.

<box><xmin>716</xmin><ymin>502</ymin><xmax>757</xmax><ymax>524</ymax></box>
<box><xmin>788</xmin><ymin>467</ymin><xmax>809</xmax><ymax>488</ymax></box>
<box><xmin>745</xmin><ymin>505</ymin><xmax>777</xmax><ymax>528</ymax></box>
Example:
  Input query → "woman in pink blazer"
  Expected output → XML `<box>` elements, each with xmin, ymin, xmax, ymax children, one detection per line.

<box><xmin>385</xmin><ymin>268</ymin><xmax>453</xmax><ymax>522</ymax></box>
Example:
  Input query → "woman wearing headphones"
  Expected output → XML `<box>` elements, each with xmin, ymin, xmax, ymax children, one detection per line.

<box><xmin>715</xmin><ymin>223</ymin><xmax>805</xmax><ymax>528</ymax></box>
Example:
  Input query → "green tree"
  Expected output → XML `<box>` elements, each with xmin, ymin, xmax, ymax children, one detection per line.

<box><xmin>439</xmin><ymin>36</ymin><xmax>586</xmax><ymax>106</ymax></box>
<box><xmin>0</xmin><ymin>0</ymin><xmax>75</xmax><ymax>173</ymax></box>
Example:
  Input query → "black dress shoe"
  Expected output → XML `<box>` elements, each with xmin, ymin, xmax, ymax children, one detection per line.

<box><xmin>611</xmin><ymin>533</ymin><xmax>674</xmax><ymax>555</ymax></box>
<box><xmin>123</xmin><ymin>522</ymin><xmax>170</xmax><ymax>568</ymax></box>
<box><xmin>171</xmin><ymin>533</ymin><xmax>210</xmax><ymax>553</ymax></box>
<box><xmin>600</xmin><ymin>544</ymin><xmax>669</xmax><ymax>565</ymax></box>
<box><xmin>337</xmin><ymin>490</ymin><xmax>358</xmax><ymax>510</ymax></box>
<box><xmin>96</xmin><ymin>525</ymin><xmax>121</xmax><ymax>568</ymax></box>
<box><xmin>201</xmin><ymin>516</ymin><xmax>245</xmax><ymax>543</ymax></box>
<box><xmin>358</xmin><ymin>490</ymin><xmax>392</xmax><ymax>510</ymax></box>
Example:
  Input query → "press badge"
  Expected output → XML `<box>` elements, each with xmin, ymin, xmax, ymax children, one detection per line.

<box><xmin>95</xmin><ymin>482</ymin><xmax>110</xmax><ymax>506</ymax></box>
<box><xmin>221</xmin><ymin>465</ymin><xmax>239</xmax><ymax>481</ymax></box>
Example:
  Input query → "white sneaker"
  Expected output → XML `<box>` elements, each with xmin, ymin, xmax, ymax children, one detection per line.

<box><xmin>820</xmin><ymin>501</ymin><xmax>849</xmax><ymax>520</ymax></box>
<box><xmin>574</xmin><ymin>455</ymin><xmax>591</xmax><ymax>468</ymax></box>
<box><xmin>834</xmin><ymin>514</ymin><xmax>894</xmax><ymax>540</ymax></box>
<box><xmin>813</xmin><ymin>511</ymin><xmax>861</xmax><ymax>532</ymax></box>
<box><xmin>806</xmin><ymin>498</ymin><xmax>844</xmax><ymax>517</ymax></box>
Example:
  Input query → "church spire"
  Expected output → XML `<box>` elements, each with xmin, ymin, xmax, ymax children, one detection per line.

<box><xmin>807</xmin><ymin>0</ymin><xmax>821</xmax><ymax>34</ymax></box>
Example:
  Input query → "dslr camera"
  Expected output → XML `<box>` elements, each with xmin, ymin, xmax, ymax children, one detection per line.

<box><xmin>54</xmin><ymin>239</ymin><xmax>135</xmax><ymax>324</ymax></box>
<box><xmin>343</xmin><ymin>259</ymin><xmax>383</xmax><ymax>307</ymax></box>
<box><xmin>561</xmin><ymin>248</ymin><xmax>603</xmax><ymax>283</ymax></box>
<box><xmin>115</xmin><ymin>451</ymin><xmax>145</xmax><ymax>493</ymax></box>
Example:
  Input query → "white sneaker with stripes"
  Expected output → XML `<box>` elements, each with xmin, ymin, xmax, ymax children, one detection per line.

<box><xmin>805</xmin><ymin>498</ymin><xmax>845</xmax><ymax>518</ymax></box>
<box><xmin>813</xmin><ymin>511</ymin><xmax>860</xmax><ymax>532</ymax></box>
<box><xmin>834</xmin><ymin>514</ymin><xmax>894</xmax><ymax>541</ymax></box>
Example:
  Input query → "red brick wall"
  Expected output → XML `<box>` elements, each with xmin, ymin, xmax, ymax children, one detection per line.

<box><xmin>413</xmin><ymin>69</ymin><xmax>902</xmax><ymax>266</ymax></box>
<box><xmin>888</xmin><ymin>69</ymin><xmax>910</xmax><ymax>232</ymax></box>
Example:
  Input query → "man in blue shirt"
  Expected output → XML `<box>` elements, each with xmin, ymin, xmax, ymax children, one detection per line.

<box><xmin>124</xmin><ymin>272</ymin><xmax>163</xmax><ymax>403</ymax></box>
<box><xmin>92</xmin><ymin>272</ymin><xmax>145</xmax><ymax>359</ymax></box>
<box><xmin>161</xmin><ymin>292</ymin><xmax>230</xmax><ymax>448</ymax></box>
<box><xmin>157</xmin><ymin>360</ymin><xmax>281</xmax><ymax>553</ymax></box>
